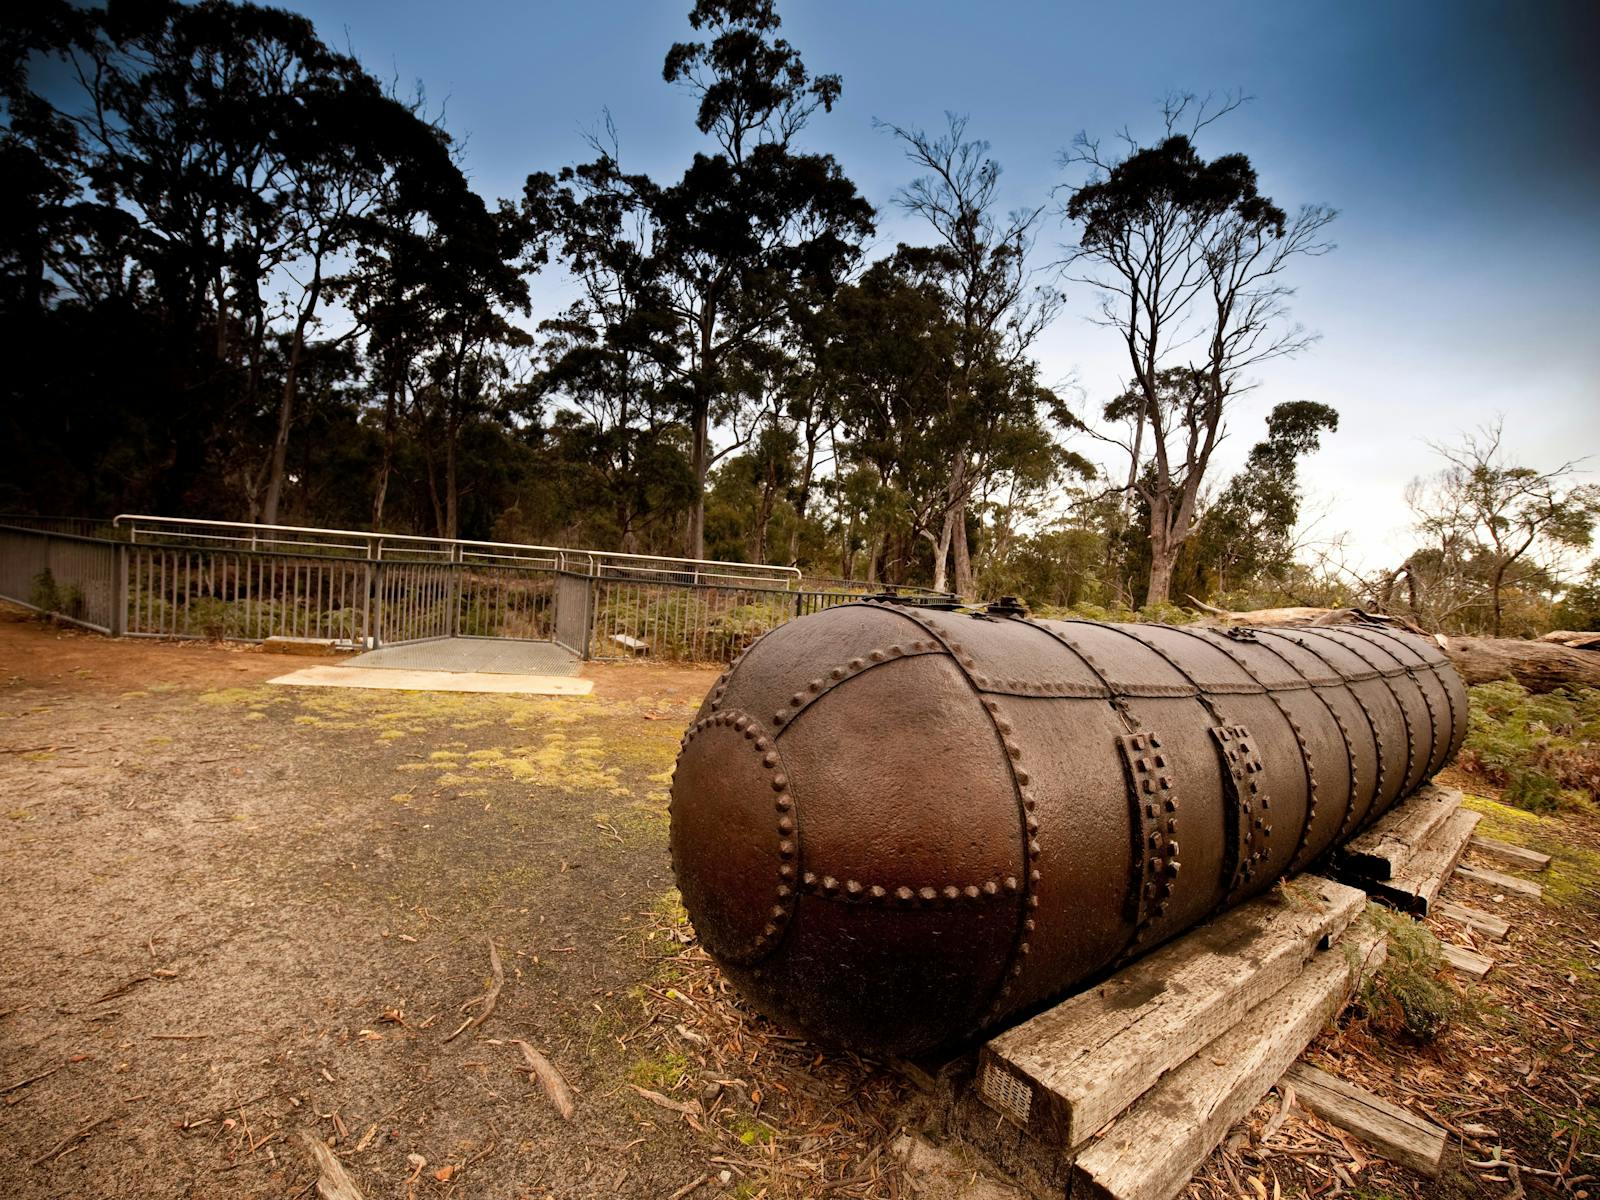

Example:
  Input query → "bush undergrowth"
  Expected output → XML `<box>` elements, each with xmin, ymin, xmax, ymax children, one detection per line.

<box><xmin>1461</xmin><ymin>681</ymin><xmax>1600</xmax><ymax>812</ymax></box>
<box><xmin>1357</xmin><ymin>908</ymin><xmax>1466</xmax><ymax>1042</ymax></box>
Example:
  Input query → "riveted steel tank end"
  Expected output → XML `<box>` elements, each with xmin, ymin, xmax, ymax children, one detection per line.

<box><xmin>669</xmin><ymin>708</ymin><xmax>798</xmax><ymax>968</ymax></box>
<box><xmin>668</xmin><ymin>605</ymin><xmax>1031</xmax><ymax>1055</ymax></box>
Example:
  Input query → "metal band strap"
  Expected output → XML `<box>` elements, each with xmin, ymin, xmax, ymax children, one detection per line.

<box><xmin>1165</xmin><ymin>625</ymin><xmax>1321</xmax><ymax>872</ymax></box>
<box><xmin>1250</xmin><ymin>630</ymin><xmax>1365</xmax><ymax>845</ymax></box>
<box><xmin>1212</xmin><ymin>724</ymin><xmax>1271</xmax><ymax>897</ymax></box>
<box><xmin>870</xmin><ymin>604</ymin><xmax>1041</xmax><ymax>1020</ymax></box>
<box><xmin>1116</xmin><ymin>731</ymin><xmax>1181</xmax><ymax>945</ymax></box>
<box><xmin>1337</xmin><ymin>627</ymin><xmax>1450</xmax><ymax>776</ymax></box>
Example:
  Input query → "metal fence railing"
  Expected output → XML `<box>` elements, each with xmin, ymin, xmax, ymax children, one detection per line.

<box><xmin>459</xmin><ymin>564</ymin><xmax>556</xmax><ymax>641</ymax></box>
<box><xmin>125</xmin><ymin>542</ymin><xmax>371</xmax><ymax>641</ymax></box>
<box><xmin>586</xmin><ymin>577</ymin><xmax>860</xmax><ymax>663</ymax></box>
<box><xmin>0</xmin><ymin>525</ymin><xmax>121</xmax><ymax>634</ymax></box>
<box><xmin>0</xmin><ymin>517</ymin><xmax>958</xmax><ymax>663</ymax></box>
<box><xmin>0</xmin><ymin>515</ymin><xmax>121</xmax><ymax>540</ymax></box>
<box><xmin>554</xmin><ymin>573</ymin><xmax>593</xmax><ymax>657</ymax></box>
<box><xmin>109</xmin><ymin>514</ymin><xmax>804</xmax><ymax>587</ymax></box>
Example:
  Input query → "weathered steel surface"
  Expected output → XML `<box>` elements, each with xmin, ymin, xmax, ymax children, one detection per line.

<box><xmin>668</xmin><ymin>600</ymin><xmax>1467</xmax><ymax>1054</ymax></box>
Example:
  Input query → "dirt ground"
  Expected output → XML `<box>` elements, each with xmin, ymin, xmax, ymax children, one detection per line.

<box><xmin>1</xmin><ymin>605</ymin><xmax>1596</xmax><ymax>1200</ymax></box>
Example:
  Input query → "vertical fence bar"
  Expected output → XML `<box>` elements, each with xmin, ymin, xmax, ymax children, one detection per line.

<box><xmin>111</xmin><ymin>543</ymin><xmax>127</xmax><ymax>635</ymax></box>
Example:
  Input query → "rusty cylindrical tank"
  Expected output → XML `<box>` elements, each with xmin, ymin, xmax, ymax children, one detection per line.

<box><xmin>668</xmin><ymin>601</ymin><xmax>1466</xmax><ymax>1055</ymax></box>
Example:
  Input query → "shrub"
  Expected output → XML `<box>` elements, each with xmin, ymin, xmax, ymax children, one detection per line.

<box><xmin>592</xmin><ymin>588</ymin><xmax>794</xmax><ymax>661</ymax></box>
<box><xmin>1134</xmin><ymin>601</ymin><xmax>1202</xmax><ymax>626</ymax></box>
<box><xmin>1357</xmin><ymin>908</ymin><xmax>1465</xmax><ymax>1042</ymax></box>
<box><xmin>185</xmin><ymin>596</ymin><xmax>232</xmax><ymax>640</ymax></box>
<box><xmin>29</xmin><ymin>569</ymin><xmax>85</xmax><ymax>620</ymax></box>
<box><xmin>1461</xmin><ymin>681</ymin><xmax>1600</xmax><ymax>812</ymax></box>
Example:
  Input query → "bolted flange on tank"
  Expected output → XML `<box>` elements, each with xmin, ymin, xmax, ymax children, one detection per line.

<box><xmin>668</xmin><ymin>600</ymin><xmax>1465</xmax><ymax>1055</ymax></box>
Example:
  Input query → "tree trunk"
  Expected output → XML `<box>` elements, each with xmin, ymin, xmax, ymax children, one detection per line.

<box><xmin>372</xmin><ymin>377</ymin><xmax>398</xmax><ymax>529</ymax></box>
<box><xmin>931</xmin><ymin>509</ymin><xmax>954</xmax><ymax>594</ymax></box>
<box><xmin>687</xmin><ymin>393</ymin><xmax>709</xmax><ymax>561</ymax></box>
<box><xmin>1145</xmin><ymin>543</ymin><xmax>1176</xmax><ymax>608</ymax></box>
<box><xmin>1490</xmin><ymin>562</ymin><xmax>1507</xmax><ymax>637</ymax></box>
<box><xmin>1141</xmin><ymin>482</ymin><xmax>1178</xmax><ymax>605</ymax></box>
<box><xmin>423</xmin><ymin>444</ymin><xmax>445</xmax><ymax>539</ymax></box>
<box><xmin>685</xmin><ymin>304</ymin><xmax>716</xmax><ymax>562</ymax></box>
<box><xmin>1440</xmin><ymin>635</ymin><xmax>1600</xmax><ymax>692</ymax></box>
<box><xmin>789</xmin><ymin>432</ymin><xmax>817</xmax><ymax>567</ymax></box>
<box><xmin>952</xmin><ymin>499</ymin><xmax>972</xmax><ymax>599</ymax></box>
<box><xmin>445</xmin><ymin>411</ymin><xmax>459</xmax><ymax>541</ymax></box>
<box><xmin>260</xmin><ymin>258</ymin><xmax>324</xmax><ymax>526</ymax></box>
<box><xmin>754</xmin><ymin>483</ymin><xmax>776</xmax><ymax>565</ymax></box>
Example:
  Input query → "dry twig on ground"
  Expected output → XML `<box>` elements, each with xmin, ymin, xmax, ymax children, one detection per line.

<box><xmin>299</xmin><ymin>1131</ymin><xmax>365</xmax><ymax>1200</ymax></box>
<box><xmin>444</xmin><ymin>936</ymin><xmax>504</xmax><ymax>1043</ymax></box>
<box><xmin>512</xmin><ymin>1039</ymin><xmax>575</xmax><ymax>1121</ymax></box>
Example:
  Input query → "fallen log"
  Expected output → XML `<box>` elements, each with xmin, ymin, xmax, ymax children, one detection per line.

<box><xmin>1540</xmin><ymin>630</ymin><xmax>1600</xmax><ymax>650</ymax></box>
<box><xmin>1186</xmin><ymin>600</ymin><xmax>1600</xmax><ymax>694</ymax></box>
<box><xmin>1185</xmin><ymin>599</ymin><xmax>1414</xmax><ymax>631</ymax></box>
<box><xmin>1438</xmin><ymin>634</ymin><xmax>1600</xmax><ymax>692</ymax></box>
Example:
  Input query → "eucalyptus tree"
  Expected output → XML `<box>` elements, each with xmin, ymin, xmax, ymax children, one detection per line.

<box><xmin>524</xmin><ymin>119</ymin><xmax>687</xmax><ymax>551</ymax></box>
<box><xmin>1189</xmin><ymin>400</ymin><xmax>1338</xmax><ymax>597</ymax></box>
<box><xmin>409</xmin><ymin>198</ymin><xmax>536</xmax><ymax>539</ymax></box>
<box><xmin>1408</xmin><ymin>419</ymin><xmax>1600</xmax><ymax>635</ymax></box>
<box><xmin>1062</xmin><ymin>93</ymin><xmax>1336</xmax><ymax>604</ymax></box>
<box><xmin>824</xmin><ymin>249</ymin><xmax>961</xmax><ymax>580</ymax></box>
<box><xmin>878</xmin><ymin>115</ymin><xmax>1061</xmax><ymax>595</ymax></box>
<box><xmin>5</xmin><ymin>0</ymin><xmax>476</xmax><ymax>522</ymax></box>
<box><xmin>530</xmin><ymin>0</ymin><xmax>872</xmax><ymax>560</ymax></box>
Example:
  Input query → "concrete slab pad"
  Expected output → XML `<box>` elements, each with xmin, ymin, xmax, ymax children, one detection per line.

<box><xmin>268</xmin><ymin>665</ymin><xmax>593</xmax><ymax>696</ymax></box>
<box><xmin>342</xmin><ymin>638</ymin><xmax>580</xmax><ymax>677</ymax></box>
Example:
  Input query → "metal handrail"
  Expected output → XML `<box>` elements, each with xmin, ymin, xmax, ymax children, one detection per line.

<box><xmin>110</xmin><ymin>514</ymin><xmax>802</xmax><ymax>585</ymax></box>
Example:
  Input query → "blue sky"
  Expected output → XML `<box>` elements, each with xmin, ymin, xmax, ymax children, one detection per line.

<box><xmin>286</xmin><ymin>0</ymin><xmax>1600</xmax><ymax>571</ymax></box>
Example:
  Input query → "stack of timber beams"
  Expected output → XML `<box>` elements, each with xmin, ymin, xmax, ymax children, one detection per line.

<box><xmin>1329</xmin><ymin>783</ymin><xmax>1548</xmax><ymax>978</ymax></box>
<box><xmin>1329</xmin><ymin>784</ymin><xmax>1481</xmax><ymax>915</ymax></box>
<box><xmin>958</xmin><ymin>782</ymin><xmax>1516</xmax><ymax>1200</ymax></box>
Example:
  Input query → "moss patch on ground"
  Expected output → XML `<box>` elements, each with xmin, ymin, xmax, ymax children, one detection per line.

<box><xmin>1461</xmin><ymin>792</ymin><xmax>1600</xmax><ymax>907</ymax></box>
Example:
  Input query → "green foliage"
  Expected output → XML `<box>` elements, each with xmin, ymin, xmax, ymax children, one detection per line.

<box><xmin>127</xmin><ymin>589</ymin><xmax>363</xmax><ymax>641</ymax></box>
<box><xmin>1030</xmin><ymin>600</ymin><xmax>1200</xmax><ymax>626</ymax></box>
<box><xmin>1134</xmin><ymin>601</ymin><xmax>1202</xmax><ymax>626</ymax></box>
<box><xmin>29</xmin><ymin>569</ymin><xmax>84</xmax><ymax>619</ymax></box>
<box><xmin>1554</xmin><ymin>561</ymin><xmax>1600</xmax><ymax>632</ymax></box>
<box><xmin>1358</xmin><ymin>908</ymin><xmax>1465</xmax><ymax>1042</ymax></box>
<box><xmin>1461</xmin><ymin>681</ymin><xmax>1600</xmax><ymax>812</ymax></box>
<box><xmin>1406</xmin><ymin>422</ymin><xmax>1600</xmax><ymax>636</ymax></box>
<box><xmin>979</xmin><ymin>524</ymin><xmax>1109</xmax><ymax>609</ymax></box>
<box><xmin>1187</xmin><ymin>401</ymin><xmax>1339</xmax><ymax>598</ymax></box>
<box><xmin>594</xmin><ymin>589</ymin><xmax>796</xmax><ymax>662</ymax></box>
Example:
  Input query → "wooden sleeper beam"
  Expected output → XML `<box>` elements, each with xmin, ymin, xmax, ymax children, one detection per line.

<box><xmin>1454</xmin><ymin>863</ymin><xmax>1543</xmax><ymax>900</ymax></box>
<box><xmin>977</xmin><ymin>876</ymin><xmax>1366</xmax><ymax>1149</ymax></box>
<box><xmin>1368</xmin><ymin>809</ymin><xmax>1481</xmax><ymax>915</ymax></box>
<box><xmin>1281</xmin><ymin>1062</ymin><xmax>1447</xmax><ymax>1177</ymax></box>
<box><xmin>1469</xmin><ymin>835</ymin><xmax>1551</xmax><ymax>872</ymax></box>
<box><xmin>1332</xmin><ymin>784</ymin><xmax>1461</xmax><ymax>882</ymax></box>
<box><xmin>1434</xmin><ymin>900</ymin><xmax>1510</xmax><ymax>941</ymax></box>
<box><xmin>1439</xmin><ymin>942</ymin><xmax>1494</xmax><ymax>979</ymax></box>
<box><xmin>1068</xmin><ymin>927</ymin><xmax>1388</xmax><ymax>1200</ymax></box>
